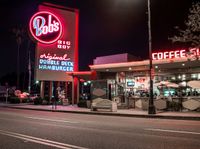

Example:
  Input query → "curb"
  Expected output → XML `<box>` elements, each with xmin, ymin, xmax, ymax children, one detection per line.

<box><xmin>3</xmin><ymin>106</ymin><xmax>200</xmax><ymax>121</ymax></box>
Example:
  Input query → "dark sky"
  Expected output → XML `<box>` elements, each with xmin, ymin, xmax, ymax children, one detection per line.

<box><xmin>0</xmin><ymin>0</ymin><xmax>198</xmax><ymax>78</ymax></box>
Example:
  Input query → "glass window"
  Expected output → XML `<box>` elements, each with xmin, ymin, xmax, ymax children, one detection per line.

<box><xmin>171</xmin><ymin>76</ymin><xmax>176</xmax><ymax>80</ymax></box>
<box><xmin>191</xmin><ymin>74</ymin><xmax>197</xmax><ymax>79</ymax></box>
<box><xmin>198</xmin><ymin>74</ymin><xmax>200</xmax><ymax>80</ymax></box>
<box><xmin>182</xmin><ymin>74</ymin><xmax>186</xmax><ymax>80</ymax></box>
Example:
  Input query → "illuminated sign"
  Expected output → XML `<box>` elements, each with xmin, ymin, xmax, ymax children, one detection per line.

<box><xmin>127</xmin><ymin>81</ymin><xmax>135</xmax><ymax>86</ymax></box>
<box><xmin>39</xmin><ymin>53</ymin><xmax>73</xmax><ymax>71</ymax></box>
<box><xmin>152</xmin><ymin>48</ymin><xmax>200</xmax><ymax>60</ymax></box>
<box><xmin>32</xmin><ymin>3</ymin><xmax>79</xmax><ymax>81</ymax></box>
<box><xmin>152</xmin><ymin>50</ymin><xmax>186</xmax><ymax>60</ymax></box>
<box><xmin>57</xmin><ymin>40</ymin><xmax>71</xmax><ymax>49</ymax></box>
<box><xmin>29</xmin><ymin>11</ymin><xmax>62</xmax><ymax>44</ymax></box>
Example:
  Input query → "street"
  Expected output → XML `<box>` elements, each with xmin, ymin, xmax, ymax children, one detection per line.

<box><xmin>0</xmin><ymin>107</ymin><xmax>199</xmax><ymax>149</ymax></box>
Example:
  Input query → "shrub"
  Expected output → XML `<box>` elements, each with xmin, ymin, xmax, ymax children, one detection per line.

<box><xmin>9</xmin><ymin>97</ymin><xmax>20</xmax><ymax>104</ymax></box>
<box><xmin>21</xmin><ymin>98</ymin><xmax>29</xmax><ymax>103</ymax></box>
<box><xmin>0</xmin><ymin>96</ymin><xmax>6</xmax><ymax>102</ymax></box>
<box><xmin>33</xmin><ymin>97</ymin><xmax>43</xmax><ymax>105</ymax></box>
<box><xmin>77</xmin><ymin>100</ymin><xmax>87</xmax><ymax>107</ymax></box>
<box><xmin>42</xmin><ymin>99</ymin><xmax>48</xmax><ymax>105</ymax></box>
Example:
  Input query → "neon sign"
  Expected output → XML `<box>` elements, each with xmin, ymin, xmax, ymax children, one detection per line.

<box><xmin>152</xmin><ymin>48</ymin><xmax>200</xmax><ymax>60</ymax></box>
<box><xmin>152</xmin><ymin>50</ymin><xmax>186</xmax><ymax>60</ymax></box>
<box><xmin>40</xmin><ymin>53</ymin><xmax>70</xmax><ymax>61</ymax></box>
<box><xmin>57</xmin><ymin>40</ymin><xmax>71</xmax><ymax>49</ymax></box>
<box><xmin>39</xmin><ymin>53</ymin><xmax>73</xmax><ymax>72</ymax></box>
<box><xmin>34</xmin><ymin>3</ymin><xmax>79</xmax><ymax>81</ymax></box>
<box><xmin>29</xmin><ymin>11</ymin><xmax>62</xmax><ymax>44</ymax></box>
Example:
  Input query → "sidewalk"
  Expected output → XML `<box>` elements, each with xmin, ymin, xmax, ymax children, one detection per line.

<box><xmin>1</xmin><ymin>103</ymin><xmax>200</xmax><ymax>121</ymax></box>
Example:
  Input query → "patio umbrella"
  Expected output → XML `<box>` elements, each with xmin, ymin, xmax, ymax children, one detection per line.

<box><xmin>187</xmin><ymin>80</ymin><xmax>200</xmax><ymax>89</ymax></box>
<box><xmin>166</xmin><ymin>82</ymin><xmax>179</xmax><ymax>88</ymax></box>
<box><xmin>159</xmin><ymin>81</ymin><xmax>171</xmax><ymax>85</ymax></box>
<box><xmin>154</xmin><ymin>81</ymin><xmax>178</xmax><ymax>88</ymax></box>
<box><xmin>154</xmin><ymin>81</ymin><xmax>168</xmax><ymax>96</ymax></box>
<box><xmin>179</xmin><ymin>82</ymin><xmax>187</xmax><ymax>87</ymax></box>
<box><xmin>154</xmin><ymin>81</ymin><xmax>169</xmax><ymax>87</ymax></box>
<box><xmin>154</xmin><ymin>81</ymin><xmax>179</xmax><ymax>96</ymax></box>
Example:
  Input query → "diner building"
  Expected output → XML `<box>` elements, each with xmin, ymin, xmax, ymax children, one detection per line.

<box><xmin>87</xmin><ymin>48</ymin><xmax>200</xmax><ymax>110</ymax></box>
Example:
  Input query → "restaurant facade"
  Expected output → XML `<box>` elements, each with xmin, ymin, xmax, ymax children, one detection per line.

<box><xmin>88</xmin><ymin>49</ymin><xmax>200</xmax><ymax>111</ymax></box>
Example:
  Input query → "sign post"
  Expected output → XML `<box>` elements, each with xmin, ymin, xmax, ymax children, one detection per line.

<box><xmin>5</xmin><ymin>88</ymin><xmax>8</xmax><ymax>104</ymax></box>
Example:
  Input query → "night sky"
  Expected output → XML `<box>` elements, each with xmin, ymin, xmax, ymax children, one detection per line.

<box><xmin>0</xmin><ymin>0</ymin><xmax>198</xmax><ymax>78</ymax></box>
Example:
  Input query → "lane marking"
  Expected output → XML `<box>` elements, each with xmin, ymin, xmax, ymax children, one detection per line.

<box><xmin>25</xmin><ymin>116</ymin><xmax>79</xmax><ymax>124</ymax></box>
<box><xmin>0</xmin><ymin>132</ymin><xmax>70</xmax><ymax>149</ymax></box>
<box><xmin>0</xmin><ymin>113</ymin><xmax>80</xmax><ymax>124</ymax></box>
<box><xmin>0</xmin><ymin>129</ymin><xmax>88</xmax><ymax>149</ymax></box>
<box><xmin>0</xmin><ymin>117</ymin><xmax>80</xmax><ymax>130</ymax></box>
<box><xmin>145</xmin><ymin>128</ymin><xmax>200</xmax><ymax>135</ymax></box>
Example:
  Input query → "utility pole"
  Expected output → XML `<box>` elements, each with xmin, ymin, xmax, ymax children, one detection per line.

<box><xmin>148</xmin><ymin>0</ymin><xmax>156</xmax><ymax>114</ymax></box>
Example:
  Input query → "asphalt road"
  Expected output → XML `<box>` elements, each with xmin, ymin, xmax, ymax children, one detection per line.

<box><xmin>0</xmin><ymin>107</ymin><xmax>199</xmax><ymax>149</ymax></box>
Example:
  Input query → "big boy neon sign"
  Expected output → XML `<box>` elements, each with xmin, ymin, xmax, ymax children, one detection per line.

<box><xmin>29</xmin><ymin>11</ymin><xmax>62</xmax><ymax>44</ymax></box>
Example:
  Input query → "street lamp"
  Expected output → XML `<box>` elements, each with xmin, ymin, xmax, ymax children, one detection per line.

<box><xmin>147</xmin><ymin>0</ymin><xmax>156</xmax><ymax>114</ymax></box>
<box><xmin>114</xmin><ymin>0</ymin><xmax>156</xmax><ymax>114</ymax></box>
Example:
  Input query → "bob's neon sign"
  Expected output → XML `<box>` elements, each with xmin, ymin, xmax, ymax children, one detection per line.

<box><xmin>29</xmin><ymin>11</ymin><xmax>62</xmax><ymax>44</ymax></box>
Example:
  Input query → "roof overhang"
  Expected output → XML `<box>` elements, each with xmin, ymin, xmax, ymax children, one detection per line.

<box><xmin>89</xmin><ymin>57</ymin><xmax>200</xmax><ymax>72</ymax></box>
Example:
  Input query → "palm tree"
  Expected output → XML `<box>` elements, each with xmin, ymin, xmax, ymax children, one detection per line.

<box><xmin>13</xmin><ymin>27</ymin><xmax>24</xmax><ymax>89</ymax></box>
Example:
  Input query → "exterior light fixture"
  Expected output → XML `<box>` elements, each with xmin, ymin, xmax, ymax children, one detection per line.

<box><xmin>171</xmin><ymin>76</ymin><xmax>176</xmax><ymax>80</ymax></box>
<box><xmin>155</xmin><ymin>65</ymin><xmax>158</xmax><ymax>69</ymax></box>
<box><xmin>182</xmin><ymin>63</ymin><xmax>185</xmax><ymax>66</ymax></box>
<box><xmin>191</xmin><ymin>74</ymin><xmax>197</xmax><ymax>78</ymax></box>
<box><xmin>129</xmin><ymin>67</ymin><xmax>132</xmax><ymax>70</ymax></box>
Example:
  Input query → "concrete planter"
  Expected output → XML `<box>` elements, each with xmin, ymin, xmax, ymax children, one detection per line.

<box><xmin>135</xmin><ymin>98</ymin><xmax>167</xmax><ymax>110</ymax></box>
<box><xmin>135</xmin><ymin>99</ymin><xmax>148</xmax><ymax>110</ymax></box>
<box><xmin>182</xmin><ymin>98</ymin><xmax>200</xmax><ymax>111</ymax></box>
<box><xmin>154</xmin><ymin>99</ymin><xmax>167</xmax><ymax>110</ymax></box>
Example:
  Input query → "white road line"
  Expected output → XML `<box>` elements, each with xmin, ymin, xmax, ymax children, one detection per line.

<box><xmin>145</xmin><ymin>128</ymin><xmax>200</xmax><ymax>135</ymax></box>
<box><xmin>25</xmin><ymin>116</ymin><xmax>79</xmax><ymax>124</ymax></box>
<box><xmin>0</xmin><ymin>130</ymin><xmax>88</xmax><ymax>149</ymax></box>
<box><xmin>0</xmin><ymin>132</ymin><xmax>70</xmax><ymax>149</ymax></box>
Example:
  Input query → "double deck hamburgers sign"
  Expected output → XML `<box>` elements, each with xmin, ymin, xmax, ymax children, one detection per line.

<box><xmin>29</xmin><ymin>3</ymin><xmax>79</xmax><ymax>81</ymax></box>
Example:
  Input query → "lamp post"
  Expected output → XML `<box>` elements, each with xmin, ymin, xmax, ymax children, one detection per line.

<box><xmin>147</xmin><ymin>0</ymin><xmax>156</xmax><ymax>114</ymax></box>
